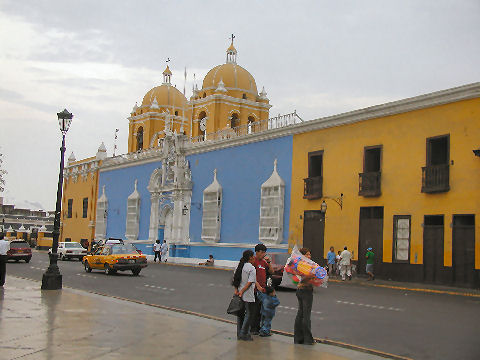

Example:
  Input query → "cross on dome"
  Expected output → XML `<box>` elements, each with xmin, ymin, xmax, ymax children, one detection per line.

<box><xmin>226</xmin><ymin>34</ymin><xmax>237</xmax><ymax>64</ymax></box>
<box><xmin>163</xmin><ymin>59</ymin><xmax>172</xmax><ymax>84</ymax></box>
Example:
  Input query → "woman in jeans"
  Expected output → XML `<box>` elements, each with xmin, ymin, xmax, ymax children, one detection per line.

<box><xmin>232</xmin><ymin>250</ymin><xmax>256</xmax><ymax>341</ymax></box>
<box><xmin>294</xmin><ymin>247</ymin><xmax>315</xmax><ymax>345</ymax></box>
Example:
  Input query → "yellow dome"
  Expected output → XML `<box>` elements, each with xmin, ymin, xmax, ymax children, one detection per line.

<box><xmin>141</xmin><ymin>84</ymin><xmax>187</xmax><ymax>109</ymax></box>
<box><xmin>163</xmin><ymin>65</ymin><xmax>172</xmax><ymax>75</ymax></box>
<box><xmin>202</xmin><ymin>63</ymin><xmax>257</xmax><ymax>95</ymax></box>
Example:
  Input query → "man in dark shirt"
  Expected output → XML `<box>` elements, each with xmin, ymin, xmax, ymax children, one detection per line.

<box><xmin>250</xmin><ymin>243</ymin><xmax>273</xmax><ymax>334</ymax></box>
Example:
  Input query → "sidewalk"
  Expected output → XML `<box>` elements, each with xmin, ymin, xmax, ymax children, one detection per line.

<box><xmin>0</xmin><ymin>277</ymin><xmax>388</xmax><ymax>360</ymax></box>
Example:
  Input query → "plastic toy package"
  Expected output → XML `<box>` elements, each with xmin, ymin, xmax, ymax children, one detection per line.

<box><xmin>283</xmin><ymin>246</ymin><xmax>329</xmax><ymax>288</ymax></box>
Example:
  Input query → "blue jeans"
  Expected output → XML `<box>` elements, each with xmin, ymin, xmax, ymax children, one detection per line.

<box><xmin>260</xmin><ymin>314</ymin><xmax>273</xmax><ymax>335</ymax></box>
<box><xmin>238</xmin><ymin>302</ymin><xmax>255</xmax><ymax>337</ymax></box>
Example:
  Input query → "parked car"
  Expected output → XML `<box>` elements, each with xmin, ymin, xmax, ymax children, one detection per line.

<box><xmin>7</xmin><ymin>240</ymin><xmax>32</xmax><ymax>263</ymax></box>
<box><xmin>268</xmin><ymin>252</ymin><xmax>291</xmax><ymax>288</ymax></box>
<box><xmin>82</xmin><ymin>243</ymin><xmax>147</xmax><ymax>276</ymax></box>
<box><xmin>52</xmin><ymin>242</ymin><xmax>88</xmax><ymax>261</ymax></box>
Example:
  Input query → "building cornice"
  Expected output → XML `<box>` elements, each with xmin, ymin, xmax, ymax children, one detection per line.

<box><xmin>188</xmin><ymin>94</ymin><xmax>271</xmax><ymax>109</ymax></box>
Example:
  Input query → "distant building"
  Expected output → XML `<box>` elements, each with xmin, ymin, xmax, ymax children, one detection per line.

<box><xmin>0</xmin><ymin>196</ymin><xmax>54</xmax><ymax>243</ymax></box>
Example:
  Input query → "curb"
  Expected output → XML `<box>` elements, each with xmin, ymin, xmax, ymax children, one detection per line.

<box><xmin>12</xmin><ymin>275</ymin><xmax>411</xmax><ymax>360</ymax></box>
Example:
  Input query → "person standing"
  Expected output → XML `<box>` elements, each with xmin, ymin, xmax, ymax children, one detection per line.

<box><xmin>251</xmin><ymin>243</ymin><xmax>273</xmax><ymax>335</ymax></box>
<box><xmin>294</xmin><ymin>247</ymin><xmax>315</xmax><ymax>345</ymax></box>
<box><xmin>160</xmin><ymin>240</ymin><xmax>168</xmax><ymax>262</ymax></box>
<box><xmin>327</xmin><ymin>246</ymin><xmax>336</xmax><ymax>276</ymax></box>
<box><xmin>0</xmin><ymin>233</ymin><xmax>10</xmax><ymax>287</ymax></box>
<box><xmin>339</xmin><ymin>246</ymin><xmax>352</xmax><ymax>281</ymax></box>
<box><xmin>153</xmin><ymin>240</ymin><xmax>161</xmax><ymax>262</ymax></box>
<box><xmin>366</xmin><ymin>247</ymin><xmax>375</xmax><ymax>280</ymax></box>
<box><xmin>232</xmin><ymin>249</ymin><xmax>256</xmax><ymax>341</ymax></box>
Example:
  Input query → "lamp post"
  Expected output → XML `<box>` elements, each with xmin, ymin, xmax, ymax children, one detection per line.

<box><xmin>42</xmin><ymin>109</ymin><xmax>73</xmax><ymax>290</ymax></box>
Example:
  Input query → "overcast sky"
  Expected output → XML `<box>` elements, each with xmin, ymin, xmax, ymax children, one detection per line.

<box><xmin>0</xmin><ymin>0</ymin><xmax>479</xmax><ymax>211</ymax></box>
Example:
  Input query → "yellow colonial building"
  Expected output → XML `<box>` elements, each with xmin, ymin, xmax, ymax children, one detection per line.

<box><xmin>60</xmin><ymin>144</ymin><xmax>106</xmax><ymax>247</ymax></box>
<box><xmin>289</xmin><ymin>83</ymin><xmax>480</xmax><ymax>286</ymax></box>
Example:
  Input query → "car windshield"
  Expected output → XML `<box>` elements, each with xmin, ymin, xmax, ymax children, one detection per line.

<box><xmin>110</xmin><ymin>244</ymin><xmax>138</xmax><ymax>255</ymax></box>
<box><xmin>64</xmin><ymin>243</ymin><xmax>83</xmax><ymax>249</ymax></box>
<box><xmin>10</xmin><ymin>242</ymin><xmax>29</xmax><ymax>248</ymax></box>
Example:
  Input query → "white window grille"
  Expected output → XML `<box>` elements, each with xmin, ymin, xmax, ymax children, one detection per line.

<box><xmin>201</xmin><ymin>169</ymin><xmax>222</xmax><ymax>243</ymax></box>
<box><xmin>259</xmin><ymin>159</ymin><xmax>285</xmax><ymax>244</ymax></box>
<box><xmin>95</xmin><ymin>185</ymin><xmax>108</xmax><ymax>240</ymax></box>
<box><xmin>125</xmin><ymin>179</ymin><xmax>141</xmax><ymax>241</ymax></box>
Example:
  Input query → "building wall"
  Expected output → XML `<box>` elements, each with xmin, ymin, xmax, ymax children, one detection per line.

<box><xmin>290</xmin><ymin>97</ymin><xmax>480</xmax><ymax>275</ymax></box>
<box><xmin>61</xmin><ymin>157</ymin><xmax>101</xmax><ymax>244</ymax></box>
<box><xmin>98</xmin><ymin>161</ymin><xmax>162</xmax><ymax>240</ymax></box>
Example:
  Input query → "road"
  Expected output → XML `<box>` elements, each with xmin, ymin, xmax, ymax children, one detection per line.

<box><xmin>6</xmin><ymin>253</ymin><xmax>480</xmax><ymax>360</ymax></box>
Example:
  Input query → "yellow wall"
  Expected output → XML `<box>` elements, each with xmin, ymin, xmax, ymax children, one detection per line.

<box><xmin>290</xmin><ymin>98</ymin><xmax>480</xmax><ymax>268</ymax></box>
<box><xmin>61</xmin><ymin>158</ymin><xmax>100</xmax><ymax>244</ymax></box>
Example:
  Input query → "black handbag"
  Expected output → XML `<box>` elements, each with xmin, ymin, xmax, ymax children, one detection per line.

<box><xmin>227</xmin><ymin>294</ymin><xmax>245</xmax><ymax>316</ymax></box>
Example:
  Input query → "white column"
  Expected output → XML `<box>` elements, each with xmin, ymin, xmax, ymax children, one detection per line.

<box><xmin>148</xmin><ymin>193</ymin><xmax>160</xmax><ymax>241</ymax></box>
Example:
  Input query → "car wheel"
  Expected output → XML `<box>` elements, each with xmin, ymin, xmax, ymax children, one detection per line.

<box><xmin>84</xmin><ymin>261</ymin><xmax>92</xmax><ymax>273</ymax></box>
<box><xmin>25</xmin><ymin>258</ymin><xmax>31</xmax><ymax>263</ymax></box>
<box><xmin>132</xmin><ymin>268</ymin><xmax>141</xmax><ymax>276</ymax></box>
<box><xmin>104</xmin><ymin>263</ymin><xmax>116</xmax><ymax>275</ymax></box>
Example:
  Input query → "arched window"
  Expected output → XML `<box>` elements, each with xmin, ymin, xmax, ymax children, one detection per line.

<box><xmin>242</xmin><ymin>93</ymin><xmax>247</xmax><ymax>100</ymax></box>
<box><xmin>198</xmin><ymin>111</ymin><xmax>207</xmax><ymax>141</ymax></box>
<box><xmin>203</xmin><ymin>92</ymin><xmax>206</xmax><ymax>98</ymax></box>
<box><xmin>136</xmin><ymin>126</ymin><xmax>143</xmax><ymax>151</ymax></box>
<box><xmin>230</xmin><ymin>113</ymin><xmax>239</xmax><ymax>129</ymax></box>
<box><xmin>247</xmin><ymin>116</ymin><xmax>255</xmax><ymax>134</ymax></box>
<box><xmin>174</xmin><ymin>110</ymin><xmax>178</xmax><ymax>116</ymax></box>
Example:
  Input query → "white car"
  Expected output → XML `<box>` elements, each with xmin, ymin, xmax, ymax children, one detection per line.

<box><xmin>49</xmin><ymin>242</ymin><xmax>88</xmax><ymax>261</ymax></box>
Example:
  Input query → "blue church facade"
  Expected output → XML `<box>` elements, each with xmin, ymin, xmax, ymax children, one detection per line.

<box><xmin>97</xmin><ymin>134</ymin><xmax>292</xmax><ymax>266</ymax></box>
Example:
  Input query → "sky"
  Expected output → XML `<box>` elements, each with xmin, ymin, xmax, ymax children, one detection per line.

<box><xmin>0</xmin><ymin>0</ymin><xmax>479</xmax><ymax>211</ymax></box>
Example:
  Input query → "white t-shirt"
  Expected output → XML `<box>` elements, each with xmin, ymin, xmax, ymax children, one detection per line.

<box><xmin>0</xmin><ymin>239</ymin><xmax>10</xmax><ymax>255</ymax></box>
<box><xmin>160</xmin><ymin>243</ymin><xmax>168</xmax><ymax>255</ymax></box>
<box><xmin>239</xmin><ymin>262</ymin><xmax>256</xmax><ymax>303</ymax></box>
<box><xmin>340</xmin><ymin>250</ymin><xmax>352</xmax><ymax>265</ymax></box>
<box><xmin>153</xmin><ymin>243</ymin><xmax>161</xmax><ymax>251</ymax></box>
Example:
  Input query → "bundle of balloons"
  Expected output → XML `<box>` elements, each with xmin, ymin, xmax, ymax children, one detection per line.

<box><xmin>284</xmin><ymin>247</ymin><xmax>329</xmax><ymax>288</ymax></box>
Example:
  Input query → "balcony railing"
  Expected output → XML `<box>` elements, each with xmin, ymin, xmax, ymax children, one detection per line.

<box><xmin>359</xmin><ymin>171</ymin><xmax>381</xmax><ymax>197</ymax></box>
<box><xmin>422</xmin><ymin>164</ymin><xmax>449</xmax><ymax>193</ymax></box>
<box><xmin>303</xmin><ymin>176</ymin><xmax>323</xmax><ymax>199</ymax></box>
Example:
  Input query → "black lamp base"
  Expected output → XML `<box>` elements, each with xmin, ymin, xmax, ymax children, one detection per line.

<box><xmin>41</xmin><ymin>265</ymin><xmax>63</xmax><ymax>290</ymax></box>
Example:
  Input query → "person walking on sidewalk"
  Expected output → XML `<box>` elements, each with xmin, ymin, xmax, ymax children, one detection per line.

<box><xmin>294</xmin><ymin>247</ymin><xmax>315</xmax><ymax>345</ymax></box>
<box><xmin>153</xmin><ymin>240</ymin><xmax>161</xmax><ymax>262</ymax></box>
<box><xmin>366</xmin><ymin>247</ymin><xmax>375</xmax><ymax>281</ymax></box>
<box><xmin>160</xmin><ymin>240</ymin><xmax>168</xmax><ymax>262</ymax></box>
<box><xmin>232</xmin><ymin>249</ymin><xmax>256</xmax><ymax>341</ymax></box>
<box><xmin>340</xmin><ymin>246</ymin><xmax>352</xmax><ymax>281</ymax></box>
<box><xmin>251</xmin><ymin>243</ymin><xmax>273</xmax><ymax>335</ymax></box>
<box><xmin>327</xmin><ymin>246</ymin><xmax>336</xmax><ymax>276</ymax></box>
<box><xmin>0</xmin><ymin>233</ymin><xmax>10</xmax><ymax>286</ymax></box>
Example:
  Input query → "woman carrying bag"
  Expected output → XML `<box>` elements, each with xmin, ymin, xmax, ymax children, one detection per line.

<box><xmin>231</xmin><ymin>250</ymin><xmax>256</xmax><ymax>341</ymax></box>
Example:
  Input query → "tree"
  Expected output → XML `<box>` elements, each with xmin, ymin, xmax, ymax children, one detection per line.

<box><xmin>0</xmin><ymin>149</ymin><xmax>6</xmax><ymax>193</ymax></box>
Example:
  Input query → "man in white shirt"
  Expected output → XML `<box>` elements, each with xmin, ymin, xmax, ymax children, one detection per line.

<box><xmin>0</xmin><ymin>233</ymin><xmax>10</xmax><ymax>286</ymax></box>
<box><xmin>339</xmin><ymin>246</ymin><xmax>352</xmax><ymax>281</ymax></box>
<box><xmin>153</xmin><ymin>240</ymin><xmax>161</xmax><ymax>262</ymax></box>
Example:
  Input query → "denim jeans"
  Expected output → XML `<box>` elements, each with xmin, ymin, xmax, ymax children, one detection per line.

<box><xmin>294</xmin><ymin>288</ymin><xmax>314</xmax><ymax>344</ymax></box>
<box><xmin>250</xmin><ymin>291</ymin><xmax>264</xmax><ymax>332</ymax></box>
<box><xmin>238</xmin><ymin>302</ymin><xmax>255</xmax><ymax>337</ymax></box>
<box><xmin>259</xmin><ymin>314</ymin><xmax>273</xmax><ymax>335</ymax></box>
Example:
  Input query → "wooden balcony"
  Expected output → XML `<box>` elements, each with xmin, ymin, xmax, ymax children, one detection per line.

<box><xmin>359</xmin><ymin>171</ymin><xmax>381</xmax><ymax>197</ymax></box>
<box><xmin>303</xmin><ymin>176</ymin><xmax>323</xmax><ymax>199</ymax></box>
<box><xmin>422</xmin><ymin>164</ymin><xmax>450</xmax><ymax>193</ymax></box>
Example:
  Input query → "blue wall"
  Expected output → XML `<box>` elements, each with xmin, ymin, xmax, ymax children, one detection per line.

<box><xmin>187</xmin><ymin>135</ymin><xmax>293</xmax><ymax>245</ymax></box>
<box><xmin>98</xmin><ymin>161</ymin><xmax>161</xmax><ymax>240</ymax></box>
<box><xmin>170</xmin><ymin>244</ymin><xmax>288</xmax><ymax>261</ymax></box>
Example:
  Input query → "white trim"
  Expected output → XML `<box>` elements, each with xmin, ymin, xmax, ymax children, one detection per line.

<box><xmin>165</xmin><ymin>256</ymin><xmax>238</xmax><ymax>268</ymax></box>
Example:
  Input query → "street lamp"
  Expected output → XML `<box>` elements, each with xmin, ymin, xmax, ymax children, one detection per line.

<box><xmin>42</xmin><ymin>109</ymin><xmax>73</xmax><ymax>290</ymax></box>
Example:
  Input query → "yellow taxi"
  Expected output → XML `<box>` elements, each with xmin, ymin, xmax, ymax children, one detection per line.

<box><xmin>82</xmin><ymin>243</ymin><xmax>148</xmax><ymax>276</ymax></box>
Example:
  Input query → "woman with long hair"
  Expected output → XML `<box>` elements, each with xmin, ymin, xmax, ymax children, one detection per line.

<box><xmin>232</xmin><ymin>249</ymin><xmax>256</xmax><ymax>341</ymax></box>
<box><xmin>294</xmin><ymin>247</ymin><xmax>315</xmax><ymax>345</ymax></box>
